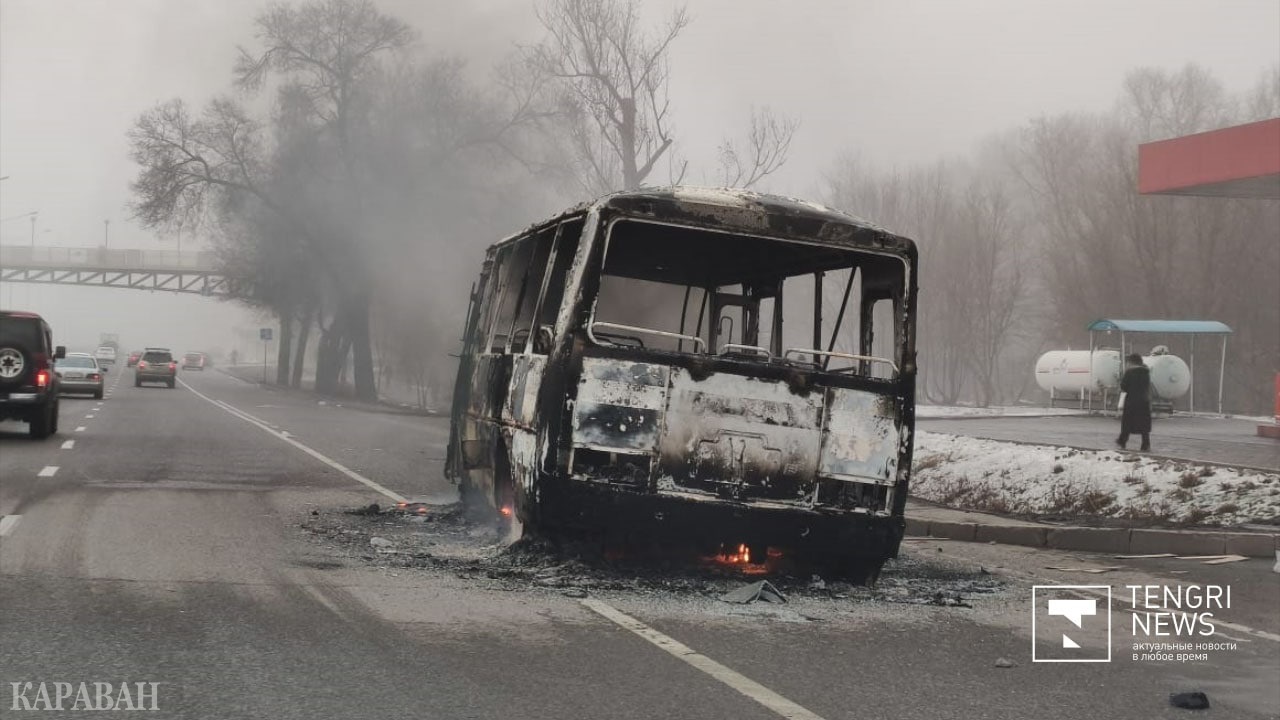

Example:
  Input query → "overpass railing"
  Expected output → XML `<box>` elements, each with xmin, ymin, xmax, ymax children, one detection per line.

<box><xmin>0</xmin><ymin>246</ymin><xmax>218</xmax><ymax>271</ymax></box>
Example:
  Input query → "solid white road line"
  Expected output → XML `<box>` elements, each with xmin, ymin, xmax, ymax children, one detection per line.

<box><xmin>0</xmin><ymin>515</ymin><xmax>21</xmax><ymax>537</ymax></box>
<box><xmin>75</xmin><ymin>426</ymin><xmax>86</xmax><ymax>433</ymax></box>
<box><xmin>1070</xmin><ymin>585</ymin><xmax>1280</xmax><ymax>644</ymax></box>
<box><xmin>179</xmin><ymin>379</ymin><xmax>408</xmax><ymax>504</ymax></box>
<box><xmin>37</xmin><ymin>466</ymin><xmax>59</xmax><ymax>477</ymax></box>
<box><xmin>580</xmin><ymin>599</ymin><xmax>826</xmax><ymax>720</ymax></box>
<box><xmin>61</xmin><ymin>440</ymin><xmax>75</xmax><ymax>450</ymax></box>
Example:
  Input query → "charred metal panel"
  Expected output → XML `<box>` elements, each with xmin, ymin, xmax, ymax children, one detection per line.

<box><xmin>819</xmin><ymin>388</ymin><xmax>900</xmax><ymax>484</ymax></box>
<box><xmin>503</xmin><ymin>354</ymin><xmax>547</xmax><ymax>428</ymax></box>
<box><xmin>659</xmin><ymin>369</ymin><xmax>823</xmax><ymax>500</ymax></box>
<box><xmin>572</xmin><ymin>358</ymin><xmax>669</xmax><ymax>452</ymax></box>
<box><xmin>509</xmin><ymin>428</ymin><xmax>542</xmax><ymax>493</ymax></box>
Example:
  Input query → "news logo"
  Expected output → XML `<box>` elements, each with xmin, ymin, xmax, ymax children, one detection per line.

<box><xmin>1032</xmin><ymin>585</ymin><xmax>1112</xmax><ymax>662</ymax></box>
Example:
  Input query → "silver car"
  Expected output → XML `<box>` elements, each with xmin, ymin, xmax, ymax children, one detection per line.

<box><xmin>55</xmin><ymin>352</ymin><xmax>105</xmax><ymax>399</ymax></box>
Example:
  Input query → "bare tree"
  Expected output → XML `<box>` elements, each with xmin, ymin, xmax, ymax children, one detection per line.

<box><xmin>1244</xmin><ymin>64</ymin><xmax>1280</xmax><ymax>121</ymax></box>
<box><xmin>955</xmin><ymin>178</ymin><xmax>1024</xmax><ymax>406</ymax></box>
<box><xmin>717</xmin><ymin>107</ymin><xmax>798</xmax><ymax>188</ymax></box>
<box><xmin>235</xmin><ymin>0</ymin><xmax>414</xmax><ymax>148</ymax></box>
<box><xmin>129</xmin><ymin>98</ymin><xmax>273</xmax><ymax>230</ymax></box>
<box><xmin>525</xmin><ymin>0</ymin><xmax>688</xmax><ymax>192</ymax></box>
<box><xmin>233</xmin><ymin>0</ymin><xmax>414</xmax><ymax>401</ymax></box>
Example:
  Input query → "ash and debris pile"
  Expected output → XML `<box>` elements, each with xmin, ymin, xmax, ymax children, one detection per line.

<box><xmin>298</xmin><ymin>503</ymin><xmax>1004</xmax><ymax>606</ymax></box>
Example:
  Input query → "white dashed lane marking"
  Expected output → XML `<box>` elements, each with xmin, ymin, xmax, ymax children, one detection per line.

<box><xmin>61</xmin><ymin>440</ymin><xmax>75</xmax><ymax>450</ymax></box>
<box><xmin>580</xmin><ymin>599</ymin><xmax>826</xmax><ymax>720</ymax></box>
<box><xmin>85</xmin><ymin>414</ymin><xmax>95</xmax><ymax>419</ymax></box>
<box><xmin>75</xmin><ymin>426</ymin><xmax>86</xmax><ymax>432</ymax></box>
<box><xmin>0</xmin><ymin>515</ymin><xmax>21</xmax><ymax>537</ymax></box>
<box><xmin>37</xmin><ymin>466</ymin><xmax>59</xmax><ymax>478</ymax></box>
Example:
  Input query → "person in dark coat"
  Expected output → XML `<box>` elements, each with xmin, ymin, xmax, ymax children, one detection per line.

<box><xmin>1117</xmin><ymin>353</ymin><xmax>1152</xmax><ymax>451</ymax></box>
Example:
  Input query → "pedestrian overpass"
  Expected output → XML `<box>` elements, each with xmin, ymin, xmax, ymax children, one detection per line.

<box><xmin>0</xmin><ymin>246</ymin><xmax>229</xmax><ymax>297</ymax></box>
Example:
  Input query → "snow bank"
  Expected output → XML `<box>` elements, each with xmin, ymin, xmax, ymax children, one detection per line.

<box><xmin>910</xmin><ymin>431</ymin><xmax>1280</xmax><ymax>526</ymax></box>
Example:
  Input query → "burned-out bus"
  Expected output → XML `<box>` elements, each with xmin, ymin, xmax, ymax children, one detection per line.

<box><xmin>446</xmin><ymin>187</ymin><xmax>918</xmax><ymax>578</ymax></box>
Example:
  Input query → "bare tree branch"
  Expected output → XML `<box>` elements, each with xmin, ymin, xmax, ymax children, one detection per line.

<box><xmin>525</xmin><ymin>0</ymin><xmax>688</xmax><ymax>190</ymax></box>
<box><xmin>717</xmin><ymin>106</ymin><xmax>798</xmax><ymax>188</ymax></box>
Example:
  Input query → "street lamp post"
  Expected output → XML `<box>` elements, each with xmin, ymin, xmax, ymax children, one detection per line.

<box><xmin>104</xmin><ymin>219</ymin><xmax>110</xmax><ymax>248</ymax></box>
<box><xmin>30</xmin><ymin>214</ymin><xmax>36</xmax><ymax>248</ymax></box>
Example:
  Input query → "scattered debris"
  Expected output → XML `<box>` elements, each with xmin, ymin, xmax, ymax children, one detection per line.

<box><xmin>1175</xmin><ymin>555</ymin><xmax>1249</xmax><ymax>564</ymax></box>
<box><xmin>720</xmin><ymin>580</ymin><xmax>788</xmax><ymax>604</ymax></box>
<box><xmin>299</xmin><ymin>504</ymin><xmax>1004</xmax><ymax>609</ymax></box>
<box><xmin>1201</xmin><ymin>555</ymin><xmax>1249</xmax><ymax>565</ymax></box>
<box><xmin>927</xmin><ymin>591</ymin><xmax>972</xmax><ymax>608</ymax></box>
<box><xmin>348</xmin><ymin>503</ymin><xmax>381</xmax><ymax>516</ymax></box>
<box><xmin>994</xmin><ymin>657</ymin><xmax>1016</xmax><ymax>668</ymax></box>
<box><xmin>1168</xmin><ymin>691</ymin><xmax>1210</xmax><ymax>710</ymax></box>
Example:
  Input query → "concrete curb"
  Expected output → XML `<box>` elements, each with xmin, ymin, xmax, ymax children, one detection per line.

<box><xmin>905</xmin><ymin>518</ymin><xmax>1279</xmax><ymax>558</ymax></box>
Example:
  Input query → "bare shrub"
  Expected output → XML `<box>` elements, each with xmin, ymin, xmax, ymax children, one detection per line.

<box><xmin>1178</xmin><ymin>473</ymin><xmax>1206</xmax><ymax>490</ymax></box>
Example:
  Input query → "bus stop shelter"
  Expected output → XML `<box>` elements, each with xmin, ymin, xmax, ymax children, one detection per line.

<box><xmin>1088</xmin><ymin>318</ymin><xmax>1232</xmax><ymax>415</ymax></box>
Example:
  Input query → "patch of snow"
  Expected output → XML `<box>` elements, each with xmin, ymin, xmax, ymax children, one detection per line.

<box><xmin>911</xmin><ymin>431</ymin><xmax>1280</xmax><ymax>525</ymax></box>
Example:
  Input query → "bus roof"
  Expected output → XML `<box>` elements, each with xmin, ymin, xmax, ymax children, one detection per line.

<box><xmin>497</xmin><ymin>186</ymin><xmax>916</xmax><ymax>255</ymax></box>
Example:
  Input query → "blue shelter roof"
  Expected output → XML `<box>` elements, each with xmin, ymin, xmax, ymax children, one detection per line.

<box><xmin>1086</xmin><ymin>319</ymin><xmax>1232</xmax><ymax>334</ymax></box>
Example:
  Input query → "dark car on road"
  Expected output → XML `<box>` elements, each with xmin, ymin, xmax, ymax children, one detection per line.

<box><xmin>0</xmin><ymin>310</ymin><xmax>66</xmax><ymax>438</ymax></box>
<box><xmin>55</xmin><ymin>352</ymin><xmax>105</xmax><ymax>399</ymax></box>
<box><xmin>182</xmin><ymin>352</ymin><xmax>207</xmax><ymax>370</ymax></box>
<box><xmin>135</xmin><ymin>348</ymin><xmax>177</xmax><ymax>388</ymax></box>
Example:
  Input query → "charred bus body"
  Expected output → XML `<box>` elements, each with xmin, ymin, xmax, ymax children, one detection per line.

<box><xmin>447</xmin><ymin>187</ymin><xmax>918</xmax><ymax>578</ymax></box>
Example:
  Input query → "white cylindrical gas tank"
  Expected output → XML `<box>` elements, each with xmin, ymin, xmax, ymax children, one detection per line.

<box><xmin>1143</xmin><ymin>354</ymin><xmax>1191</xmax><ymax>400</ymax></box>
<box><xmin>1034</xmin><ymin>350</ymin><xmax>1121</xmax><ymax>393</ymax></box>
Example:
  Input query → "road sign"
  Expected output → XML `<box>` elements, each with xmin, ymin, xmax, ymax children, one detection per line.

<box><xmin>259</xmin><ymin>328</ymin><xmax>273</xmax><ymax>341</ymax></box>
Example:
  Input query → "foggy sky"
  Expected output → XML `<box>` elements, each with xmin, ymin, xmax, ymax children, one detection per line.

<box><xmin>1</xmin><ymin>0</ymin><xmax>1277</xmax><ymax>351</ymax></box>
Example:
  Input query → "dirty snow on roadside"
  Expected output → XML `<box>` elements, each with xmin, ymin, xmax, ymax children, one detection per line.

<box><xmin>911</xmin><ymin>431</ymin><xmax>1280</xmax><ymax>525</ymax></box>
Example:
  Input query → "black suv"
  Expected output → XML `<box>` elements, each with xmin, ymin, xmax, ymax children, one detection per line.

<box><xmin>0</xmin><ymin>310</ymin><xmax>65</xmax><ymax>439</ymax></box>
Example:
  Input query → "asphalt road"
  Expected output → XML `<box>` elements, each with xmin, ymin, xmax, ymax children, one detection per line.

<box><xmin>919</xmin><ymin>414</ymin><xmax>1280</xmax><ymax>471</ymax></box>
<box><xmin>2</xmin><ymin>369</ymin><xmax>1277</xmax><ymax>719</ymax></box>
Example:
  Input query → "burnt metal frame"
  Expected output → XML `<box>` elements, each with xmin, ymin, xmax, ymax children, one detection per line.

<box><xmin>589</xmin><ymin>216</ymin><xmax>912</xmax><ymax>371</ymax></box>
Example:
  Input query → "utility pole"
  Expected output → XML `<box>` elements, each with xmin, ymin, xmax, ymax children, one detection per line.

<box><xmin>30</xmin><ymin>214</ymin><xmax>36</xmax><ymax>248</ymax></box>
<box><xmin>104</xmin><ymin>219</ymin><xmax>110</xmax><ymax>248</ymax></box>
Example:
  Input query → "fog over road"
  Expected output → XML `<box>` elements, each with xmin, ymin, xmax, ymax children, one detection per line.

<box><xmin>2</xmin><ymin>370</ymin><xmax>1277</xmax><ymax>719</ymax></box>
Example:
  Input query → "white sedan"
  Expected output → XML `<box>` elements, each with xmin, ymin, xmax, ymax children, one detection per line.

<box><xmin>55</xmin><ymin>352</ymin><xmax>105</xmax><ymax>399</ymax></box>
